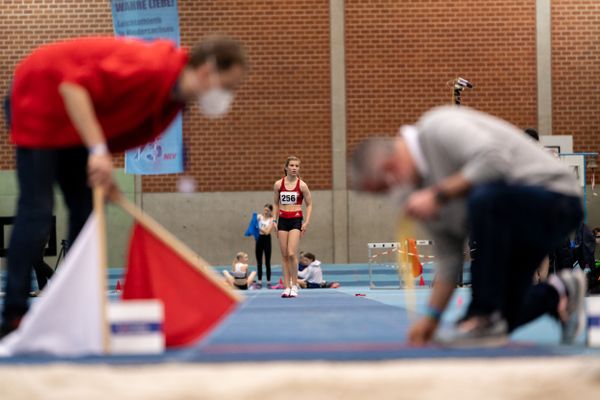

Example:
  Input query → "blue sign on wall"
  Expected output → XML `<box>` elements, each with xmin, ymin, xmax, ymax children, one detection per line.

<box><xmin>111</xmin><ymin>0</ymin><xmax>184</xmax><ymax>175</ymax></box>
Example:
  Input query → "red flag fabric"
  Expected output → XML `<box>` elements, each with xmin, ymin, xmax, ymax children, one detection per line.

<box><xmin>407</xmin><ymin>239</ymin><xmax>424</xmax><ymax>278</ymax></box>
<box><xmin>122</xmin><ymin>223</ymin><xmax>238</xmax><ymax>348</ymax></box>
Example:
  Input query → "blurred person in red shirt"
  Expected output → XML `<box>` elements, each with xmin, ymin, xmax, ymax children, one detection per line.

<box><xmin>1</xmin><ymin>36</ymin><xmax>247</xmax><ymax>336</ymax></box>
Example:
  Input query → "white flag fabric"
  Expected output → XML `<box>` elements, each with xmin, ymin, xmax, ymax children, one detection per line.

<box><xmin>0</xmin><ymin>213</ymin><xmax>104</xmax><ymax>357</ymax></box>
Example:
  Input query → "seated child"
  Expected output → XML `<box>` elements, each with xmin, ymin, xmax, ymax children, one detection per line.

<box><xmin>297</xmin><ymin>252</ymin><xmax>340</xmax><ymax>289</ymax></box>
<box><xmin>223</xmin><ymin>252</ymin><xmax>256</xmax><ymax>290</ymax></box>
<box><xmin>298</xmin><ymin>251</ymin><xmax>308</xmax><ymax>272</ymax></box>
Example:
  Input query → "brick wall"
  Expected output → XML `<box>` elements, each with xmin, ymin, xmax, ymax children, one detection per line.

<box><xmin>152</xmin><ymin>0</ymin><xmax>332</xmax><ymax>192</ymax></box>
<box><xmin>0</xmin><ymin>0</ymin><xmax>332</xmax><ymax>192</ymax></box>
<box><xmin>1</xmin><ymin>1</ymin><xmax>597</xmax><ymax>192</ymax></box>
<box><xmin>552</xmin><ymin>0</ymin><xmax>600</xmax><ymax>155</ymax></box>
<box><xmin>345</xmin><ymin>0</ymin><xmax>538</xmax><ymax>153</ymax></box>
<box><xmin>0</xmin><ymin>0</ymin><xmax>115</xmax><ymax>169</ymax></box>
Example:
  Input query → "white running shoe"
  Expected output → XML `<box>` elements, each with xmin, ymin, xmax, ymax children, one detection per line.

<box><xmin>558</xmin><ymin>269</ymin><xmax>587</xmax><ymax>344</ymax></box>
<box><xmin>281</xmin><ymin>288</ymin><xmax>291</xmax><ymax>298</ymax></box>
<box><xmin>289</xmin><ymin>285</ymin><xmax>299</xmax><ymax>298</ymax></box>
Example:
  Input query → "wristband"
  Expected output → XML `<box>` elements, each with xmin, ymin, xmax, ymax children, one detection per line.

<box><xmin>88</xmin><ymin>143</ymin><xmax>108</xmax><ymax>156</ymax></box>
<box><xmin>424</xmin><ymin>305</ymin><xmax>443</xmax><ymax>321</ymax></box>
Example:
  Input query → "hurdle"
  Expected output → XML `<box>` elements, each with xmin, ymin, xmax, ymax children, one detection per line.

<box><xmin>367</xmin><ymin>241</ymin><xmax>435</xmax><ymax>289</ymax></box>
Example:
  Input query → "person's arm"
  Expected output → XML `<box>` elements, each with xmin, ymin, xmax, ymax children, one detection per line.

<box><xmin>58</xmin><ymin>82</ymin><xmax>113</xmax><ymax>189</ymax></box>
<box><xmin>408</xmin><ymin>279</ymin><xmax>455</xmax><ymax>346</ymax></box>
<box><xmin>407</xmin><ymin>234</ymin><xmax>463</xmax><ymax>345</ymax></box>
<box><xmin>257</xmin><ymin>215</ymin><xmax>268</xmax><ymax>235</ymax></box>
<box><xmin>301</xmin><ymin>182</ymin><xmax>312</xmax><ymax>234</ymax></box>
<box><xmin>404</xmin><ymin>173</ymin><xmax>472</xmax><ymax>221</ymax></box>
<box><xmin>406</xmin><ymin>109</ymin><xmax>519</xmax><ymax>222</ymax></box>
<box><xmin>264</xmin><ymin>217</ymin><xmax>275</xmax><ymax>235</ymax></box>
<box><xmin>272</xmin><ymin>182</ymin><xmax>280</xmax><ymax>230</ymax></box>
<box><xmin>297</xmin><ymin>265</ymin><xmax>309</xmax><ymax>280</ymax></box>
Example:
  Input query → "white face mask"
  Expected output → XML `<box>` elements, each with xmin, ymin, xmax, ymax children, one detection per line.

<box><xmin>198</xmin><ymin>88</ymin><xmax>234</xmax><ymax>118</ymax></box>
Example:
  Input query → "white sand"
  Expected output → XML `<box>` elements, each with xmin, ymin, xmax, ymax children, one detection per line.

<box><xmin>0</xmin><ymin>357</ymin><xmax>599</xmax><ymax>400</ymax></box>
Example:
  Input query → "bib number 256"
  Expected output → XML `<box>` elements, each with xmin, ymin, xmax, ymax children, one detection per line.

<box><xmin>280</xmin><ymin>192</ymin><xmax>297</xmax><ymax>204</ymax></box>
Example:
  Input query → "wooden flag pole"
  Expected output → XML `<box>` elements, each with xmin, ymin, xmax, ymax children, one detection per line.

<box><xmin>93</xmin><ymin>186</ymin><xmax>110</xmax><ymax>354</ymax></box>
<box><xmin>113</xmin><ymin>194</ymin><xmax>243</xmax><ymax>302</ymax></box>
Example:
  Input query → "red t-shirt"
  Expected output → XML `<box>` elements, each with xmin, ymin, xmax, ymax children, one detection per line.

<box><xmin>10</xmin><ymin>37</ymin><xmax>189</xmax><ymax>152</ymax></box>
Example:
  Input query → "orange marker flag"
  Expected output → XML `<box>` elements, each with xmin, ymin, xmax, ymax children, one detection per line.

<box><xmin>115</xmin><ymin>196</ymin><xmax>243</xmax><ymax>348</ymax></box>
<box><xmin>407</xmin><ymin>239</ymin><xmax>423</xmax><ymax>278</ymax></box>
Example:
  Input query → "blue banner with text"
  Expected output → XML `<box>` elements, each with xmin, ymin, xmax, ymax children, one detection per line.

<box><xmin>111</xmin><ymin>0</ymin><xmax>184</xmax><ymax>175</ymax></box>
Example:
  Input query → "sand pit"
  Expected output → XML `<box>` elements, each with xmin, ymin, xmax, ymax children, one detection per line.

<box><xmin>1</xmin><ymin>357</ymin><xmax>599</xmax><ymax>400</ymax></box>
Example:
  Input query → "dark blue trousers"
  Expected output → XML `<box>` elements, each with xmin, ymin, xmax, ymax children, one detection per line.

<box><xmin>467</xmin><ymin>182</ymin><xmax>582</xmax><ymax>331</ymax></box>
<box><xmin>2</xmin><ymin>147</ymin><xmax>92</xmax><ymax>323</ymax></box>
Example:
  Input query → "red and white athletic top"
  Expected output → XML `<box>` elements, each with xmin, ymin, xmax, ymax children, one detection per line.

<box><xmin>278</xmin><ymin>178</ymin><xmax>304</xmax><ymax>219</ymax></box>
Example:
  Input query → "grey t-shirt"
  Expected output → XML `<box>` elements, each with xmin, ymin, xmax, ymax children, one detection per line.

<box><xmin>409</xmin><ymin>106</ymin><xmax>582</xmax><ymax>282</ymax></box>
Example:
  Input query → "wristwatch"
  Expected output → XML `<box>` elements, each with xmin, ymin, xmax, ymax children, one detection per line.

<box><xmin>433</xmin><ymin>186</ymin><xmax>450</xmax><ymax>205</ymax></box>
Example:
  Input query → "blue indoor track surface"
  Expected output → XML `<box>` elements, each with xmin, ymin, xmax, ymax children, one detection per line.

<box><xmin>1</xmin><ymin>264</ymin><xmax>469</xmax><ymax>293</ymax></box>
<box><xmin>0</xmin><ymin>283</ymin><xmax>598</xmax><ymax>365</ymax></box>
